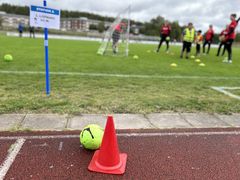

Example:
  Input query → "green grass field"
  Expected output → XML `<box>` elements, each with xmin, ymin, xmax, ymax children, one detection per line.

<box><xmin>0</xmin><ymin>35</ymin><xmax>239</xmax><ymax>114</ymax></box>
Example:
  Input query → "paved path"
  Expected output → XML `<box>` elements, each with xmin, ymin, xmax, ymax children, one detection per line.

<box><xmin>0</xmin><ymin>113</ymin><xmax>239</xmax><ymax>131</ymax></box>
<box><xmin>1</xmin><ymin>129</ymin><xmax>240</xmax><ymax>179</ymax></box>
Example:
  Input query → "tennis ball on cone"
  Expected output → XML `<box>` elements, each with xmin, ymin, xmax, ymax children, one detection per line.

<box><xmin>195</xmin><ymin>59</ymin><xmax>201</xmax><ymax>63</ymax></box>
<box><xmin>199</xmin><ymin>63</ymin><xmax>206</xmax><ymax>67</ymax></box>
<box><xmin>170</xmin><ymin>63</ymin><xmax>177</xmax><ymax>67</ymax></box>
<box><xmin>133</xmin><ymin>55</ymin><xmax>139</xmax><ymax>60</ymax></box>
<box><xmin>4</xmin><ymin>54</ymin><xmax>13</xmax><ymax>62</ymax></box>
<box><xmin>166</xmin><ymin>36</ymin><xmax>170</xmax><ymax>41</ymax></box>
<box><xmin>80</xmin><ymin>124</ymin><xmax>104</xmax><ymax>150</ymax></box>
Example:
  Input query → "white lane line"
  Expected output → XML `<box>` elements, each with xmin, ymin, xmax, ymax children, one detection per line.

<box><xmin>1</xmin><ymin>131</ymin><xmax>240</xmax><ymax>140</ymax></box>
<box><xmin>0</xmin><ymin>70</ymin><xmax>240</xmax><ymax>80</ymax></box>
<box><xmin>211</xmin><ymin>87</ymin><xmax>240</xmax><ymax>100</ymax></box>
<box><xmin>58</xmin><ymin>142</ymin><xmax>63</xmax><ymax>151</ymax></box>
<box><xmin>0</xmin><ymin>138</ymin><xmax>25</xmax><ymax>180</ymax></box>
<box><xmin>118</xmin><ymin>131</ymin><xmax>240</xmax><ymax>137</ymax></box>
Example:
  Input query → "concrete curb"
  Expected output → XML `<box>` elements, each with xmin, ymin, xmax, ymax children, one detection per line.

<box><xmin>0</xmin><ymin>113</ymin><xmax>239</xmax><ymax>131</ymax></box>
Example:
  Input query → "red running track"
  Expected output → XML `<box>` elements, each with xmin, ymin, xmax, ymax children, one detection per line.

<box><xmin>0</xmin><ymin>129</ymin><xmax>240</xmax><ymax>180</ymax></box>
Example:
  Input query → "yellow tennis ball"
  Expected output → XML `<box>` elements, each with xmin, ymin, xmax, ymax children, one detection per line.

<box><xmin>133</xmin><ymin>55</ymin><xmax>139</xmax><ymax>60</ymax></box>
<box><xmin>170</xmin><ymin>63</ymin><xmax>177</xmax><ymax>67</ymax></box>
<box><xmin>4</xmin><ymin>54</ymin><xmax>13</xmax><ymax>62</ymax></box>
<box><xmin>80</xmin><ymin>124</ymin><xmax>104</xmax><ymax>150</ymax></box>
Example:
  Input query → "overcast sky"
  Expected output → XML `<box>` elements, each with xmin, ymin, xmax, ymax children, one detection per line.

<box><xmin>1</xmin><ymin>0</ymin><xmax>240</xmax><ymax>33</ymax></box>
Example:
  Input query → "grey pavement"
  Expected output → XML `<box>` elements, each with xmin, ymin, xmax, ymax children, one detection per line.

<box><xmin>0</xmin><ymin>113</ymin><xmax>240</xmax><ymax>131</ymax></box>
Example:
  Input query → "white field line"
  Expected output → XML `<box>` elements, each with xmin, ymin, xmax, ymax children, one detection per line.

<box><xmin>211</xmin><ymin>87</ymin><xmax>240</xmax><ymax>100</ymax></box>
<box><xmin>0</xmin><ymin>70</ymin><xmax>240</xmax><ymax>80</ymax></box>
<box><xmin>0</xmin><ymin>138</ymin><xmax>25</xmax><ymax>180</ymax></box>
<box><xmin>1</xmin><ymin>131</ymin><xmax>240</xmax><ymax>141</ymax></box>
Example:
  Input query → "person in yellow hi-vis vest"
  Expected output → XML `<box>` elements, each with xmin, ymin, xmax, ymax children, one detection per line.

<box><xmin>180</xmin><ymin>23</ymin><xmax>196</xmax><ymax>59</ymax></box>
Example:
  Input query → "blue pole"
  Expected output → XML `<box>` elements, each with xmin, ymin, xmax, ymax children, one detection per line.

<box><xmin>44</xmin><ymin>0</ymin><xmax>50</xmax><ymax>96</ymax></box>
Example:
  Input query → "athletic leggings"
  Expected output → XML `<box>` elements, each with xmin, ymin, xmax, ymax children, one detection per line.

<box><xmin>157</xmin><ymin>35</ymin><xmax>169</xmax><ymax>52</ymax></box>
<box><xmin>225</xmin><ymin>39</ymin><xmax>234</xmax><ymax>60</ymax></box>
<box><xmin>203</xmin><ymin>40</ymin><xmax>212</xmax><ymax>54</ymax></box>
<box><xmin>217</xmin><ymin>42</ymin><xmax>226</xmax><ymax>56</ymax></box>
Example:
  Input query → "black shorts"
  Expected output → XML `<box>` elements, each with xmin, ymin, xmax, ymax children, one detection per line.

<box><xmin>225</xmin><ymin>39</ymin><xmax>234</xmax><ymax>46</ymax></box>
<box><xmin>112</xmin><ymin>31</ymin><xmax>120</xmax><ymax>44</ymax></box>
<box><xmin>183</xmin><ymin>41</ymin><xmax>192</xmax><ymax>53</ymax></box>
<box><xmin>160</xmin><ymin>34</ymin><xmax>169</xmax><ymax>41</ymax></box>
<box><xmin>204</xmin><ymin>40</ymin><xmax>212</xmax><ymax>45</ymax></box>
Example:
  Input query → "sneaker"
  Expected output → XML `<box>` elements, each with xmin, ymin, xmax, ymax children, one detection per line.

<box><xmin>228</xmin><ymin>60</ymin><xmax>232</xmax><ymax>64</ymax></box>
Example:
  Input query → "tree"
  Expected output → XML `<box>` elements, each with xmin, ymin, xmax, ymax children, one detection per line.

<box><xmin>98</xmin><ymin>22</ymin><xmax>105</xmax><ymax>33</ymax></box>
<box><xmin>89</xmin><ymin>24</ymin><xmax>97</xmax><ymax>30</ymax></box>
<box><xmin>170</xmin><ymin>21</ymin><xmax>182</xmax><ymax>41</ymax></box>
<box><xmin>139</xmin><ymin>16</ymin><xmax>182</xmax><ymax>40</ymax></box>
<box><xmin>0</xmin><ymin>16</ymin><xmax>2</xmax><ymax>28</ymax></box>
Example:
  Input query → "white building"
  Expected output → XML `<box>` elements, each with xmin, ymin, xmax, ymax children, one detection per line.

<box><xmin>61</xmin><ymin>17</ymin><xmax>89</xmax><ymax>32</ymax></box>
<box><xmin>0</xmin><ymin>11</ymin><xmax>120</xmax><ymax>33</ymax></box>
<box><xmin>0</xmin><ymin>13</ymin><xmax>29</xmax><ymax>29</ymax></box>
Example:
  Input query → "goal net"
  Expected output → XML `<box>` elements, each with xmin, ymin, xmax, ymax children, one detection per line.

<box><xmin>97</xmin><ymin>6</ymin><xmax>131</xmax><ymax>57</ymax></box>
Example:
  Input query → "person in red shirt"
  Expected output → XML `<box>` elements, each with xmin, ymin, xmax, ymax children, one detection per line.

<box><xmin>203</xmin><ymin>25</ymin><xmax>214</xmax><ymax>54</ymax></box>
<box><xmin>223</xmin><ymin>14</ymin><xmax>239</xmax><ymax>63</ymax></box>
<box><xmin>216</xmin><ymin>25</ymin><xmax>228</xmax><ymax>57</ymax></box>
<box><xmin>112</xmin><ymin>22</ymin><xmax>126</xmax><ymax>54</ymax></box>
<box><xmin>156</xmin><ymin>21</ymin><xmax>171</xmax><ymax>53</ymax></box>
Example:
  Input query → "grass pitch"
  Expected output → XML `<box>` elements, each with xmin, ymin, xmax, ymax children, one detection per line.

<box><xmin>0</xmin><ymin>35</ymin><xmax>239</xmax><ymax>114</ymax></box>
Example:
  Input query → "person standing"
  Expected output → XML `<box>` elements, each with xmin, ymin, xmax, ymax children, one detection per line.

<box><xmin>18</xmin><ymin>23</ymin><xmax>24</xmax><ymax>38</ymax></box>
<box><xmin>223</xmin><ymin>14</ymin><xmax>239</xmax><ymax>64</ymax></box>
<box><xmin>195</xmin><ymin>30</ymin><xmax>203</xmax><ymax>57</ymax></box>
<box><xmin>216</xmin><ymin>25</ymin><xmax>228</xmax><ymax>57</ymax></box>
<box><xmin>29</xmin><ymin>26</ymin><xmax>35</xmax><ymax>38</ymax></box>
<box><xmin>180</xmin><ymin>23</ymin><xmax>195</xmax><ymax>59</ymax></box>
<box><xmin>112</xmin><ymin>23</ymin><xmax>126</xmax><ymax>54</ymax></box>
<box><xmin>203</xmin><ymin>25</ymin><xmax>214</xmax><ymax>54</ymax></box>
<box><xmin>156</xmin><ymin>21</ymin><xmax>171</xmax><ymax>53</ymax></box>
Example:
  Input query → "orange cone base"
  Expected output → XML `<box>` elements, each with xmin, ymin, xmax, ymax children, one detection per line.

<box><xmin>88</xmin><ymin>150</ymin><xmax>127</xmax><ymax>175</ymax></box>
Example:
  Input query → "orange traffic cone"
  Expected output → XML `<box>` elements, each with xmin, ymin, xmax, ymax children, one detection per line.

<box><xmin>88</xmin><ymin>115</ymin><xmax>127</xmax><ymax>175</ymax></box>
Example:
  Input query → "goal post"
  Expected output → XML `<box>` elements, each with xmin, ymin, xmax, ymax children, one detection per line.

<box><xmin>97</xmin><ymin>6</ymin><xmax>131</xmax><ymax>57</ymax></box>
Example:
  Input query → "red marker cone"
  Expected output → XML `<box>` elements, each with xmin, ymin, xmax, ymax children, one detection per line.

<box><xmin>88</xmin><ymin>115</ymin><xmax>127</xmax><ymax>175</ymax></box>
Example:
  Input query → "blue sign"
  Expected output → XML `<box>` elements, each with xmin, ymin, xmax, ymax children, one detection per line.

<box><xmin>30</xmin><ymin>5</ymin><xmax>60</xmax><ymax>30</ymax></box>
<box><xmin>31</xmin><ymin>5</ymin><xmax>60</xmax><ymax>15</ymax></box>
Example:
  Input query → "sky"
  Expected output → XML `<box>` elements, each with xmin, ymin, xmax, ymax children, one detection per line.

<box><xmin>0</xmin><ymin>0</ymin><xmax>240</xmax><ymax>33</ymax></box>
